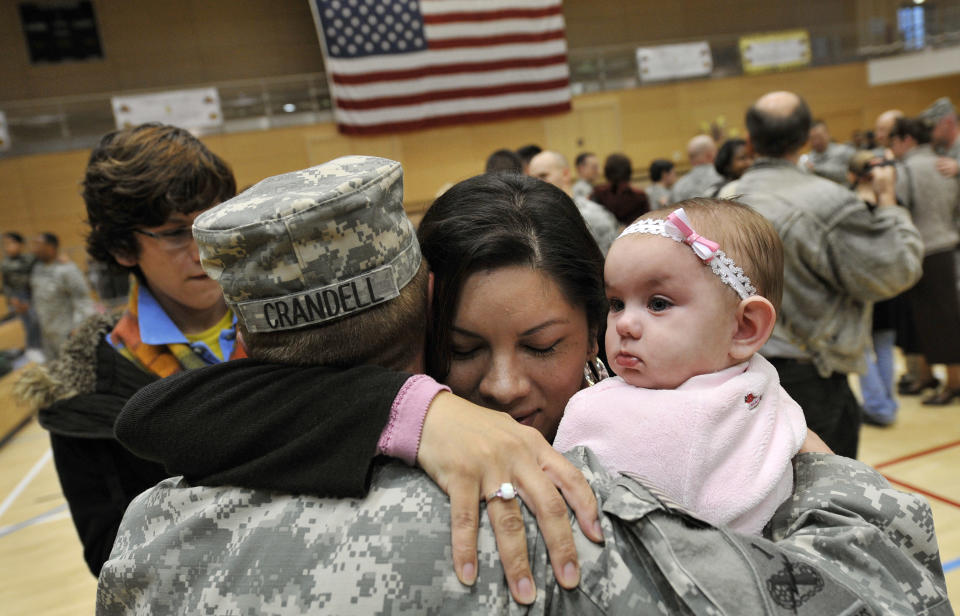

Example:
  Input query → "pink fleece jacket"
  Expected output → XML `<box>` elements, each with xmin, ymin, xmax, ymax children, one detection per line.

<box><xmin>553</xmin><ymin>354</ymin><xmax>807</xmax><ymax>535</ymax></box>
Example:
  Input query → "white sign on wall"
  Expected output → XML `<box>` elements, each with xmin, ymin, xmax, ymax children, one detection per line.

<box><xmin>111</xmin><ymin>87</ymin><xmax>223</xmax><ymax>130</ymax></box>
<box><xmin>636</xmin><ymin>42</ymin><xmax>713</xmax><ymax>83</ymax></box>
<box><xmin>0</xmin><ymin>111</ymin><xmax>9</xmax><ymax>152</ymax></box>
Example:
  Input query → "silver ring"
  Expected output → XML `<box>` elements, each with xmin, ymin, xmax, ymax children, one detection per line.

<box><xmin>486</xmin><ymin>482</ymin><xmax>518</xmax><ymax>502</ymax></box>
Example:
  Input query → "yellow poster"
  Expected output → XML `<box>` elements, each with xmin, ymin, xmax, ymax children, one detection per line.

<box><xmin>739</xmin><ymin>29</ymin><xmax>811</xmax><ymax>75</ymax></box>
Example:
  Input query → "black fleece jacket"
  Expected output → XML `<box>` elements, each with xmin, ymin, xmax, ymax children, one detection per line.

<box><xmin>39</xmin><ymin>338</ymin><xmax>168</xmax><ymax>576</ymax></box>
<box><xmin>115</xmin><ymin>359</ymin><xmax>409</xmax><ymax>497</ymax></box>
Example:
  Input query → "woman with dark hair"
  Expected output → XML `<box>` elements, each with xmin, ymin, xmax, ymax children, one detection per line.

<box><xmin>590</xmin><ymin>153</ymin><xmax>650</xmax><ymax>225</ymax></box>
<box><xmin>712</xmin><ymin>138</ymin><xmax>753</xmax><ymax>196</ymax></box>
<box><xmin>419</xmin><ymin>174</ymin><xmax>605</xmax><ymax>440</ymax></box>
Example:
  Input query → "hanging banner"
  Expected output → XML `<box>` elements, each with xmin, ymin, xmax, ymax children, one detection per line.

<box><xmin>111</xmin><ymin>88</ymin><xmax>223</xmax><ymax>130</ymax></box>
<box><xmin>739</xmin><ymin>29</ymin><xmax>810</xmax><ymax>74</ymax></box>
<box><xmin>636</xmin><ymin>41</ymin><xmax>713</xmax><ymax>83</ymax></box>
<box><xmin>0</xmin><ymin>111</ymin><xmax>9</xmax><ymax>152</ymax></box>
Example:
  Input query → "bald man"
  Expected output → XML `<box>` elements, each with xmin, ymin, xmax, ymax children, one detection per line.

<box><xmin>874</xmin><ymin>109</ymin><xmax>904</xmax><ymax>151</ymax></box>
<box><xmin>669</xmin><ymin>135</ymin><xmax>724</xmax><ymax>203</ymax></box>
<box><xmin>528</xmin><ymin>151</ymin><xmax>618</xmax><ymax>255</ymax></box>
<box><xmin>733</xmin><ymin>91</ymin><xmax>922</xmax><ymax>458</ymax></box>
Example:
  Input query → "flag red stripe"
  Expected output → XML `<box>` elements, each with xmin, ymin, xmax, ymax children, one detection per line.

<box><xmin>428</xmin><ymin>29</ymin><xmax>564</xmax><ymax>50</ymax></box>
<box><xmin>335</xmin><ymin>78</ymin><xmax>569</xmax><ymax>110</ymax></box>
<box><xmin>330</xmin><ymin>54</ymin><xmax>567</xmax><ymax>85</ymax></box>
<box><xmin>422</xmin><ymin>6</ymin><xmax>563</xmax><ymax>24</ymax></box>
<box><xmin>338</xmin><ymin>101</ymin><xmax>571</xmax><ymax>135</ymax></box>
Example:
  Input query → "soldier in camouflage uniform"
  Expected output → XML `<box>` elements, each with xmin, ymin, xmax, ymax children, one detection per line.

<box><xmin>97</xmin><ymin>156</ymin><xmax>952</xmax><ymax>615</ymax></box>
<box><xmin>921</xmin><ymin>97</ymin><xmax>960</xmax><ymax>177</ymax></box>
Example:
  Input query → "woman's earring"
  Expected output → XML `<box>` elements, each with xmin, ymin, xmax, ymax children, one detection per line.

<box><xmin>583</xmin><ymin>356</ymin><xmax>609</xmax><ymax>386</ymax></box>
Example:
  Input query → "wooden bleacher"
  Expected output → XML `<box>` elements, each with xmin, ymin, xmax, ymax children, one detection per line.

<box><xmin>0</xmin><ymin>318</ymin><xmax>35</xmax><ymax>446</ymax></box>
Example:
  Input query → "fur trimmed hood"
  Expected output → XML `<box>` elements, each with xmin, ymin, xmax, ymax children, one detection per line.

<box><xmin>15</xmin><ymin>313</ymin><xmax>117</xmax><ymax>410</ymax></box>
<box><xmin>18</xmin><ymin>313</ymin><xmax>157</xmax><ymax>439</ymax></box>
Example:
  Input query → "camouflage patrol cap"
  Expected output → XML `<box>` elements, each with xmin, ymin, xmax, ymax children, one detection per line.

<box><xmin>193</xmin><ymin>155</ymin><xmax>420</xmax><ymax>333</ymax></box>
<box><xmin>920</xmin><ymin>97</ymin><xmax>956</xmax><ymax>123</ymax></box>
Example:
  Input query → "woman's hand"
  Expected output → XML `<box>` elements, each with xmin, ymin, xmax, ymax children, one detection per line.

<box><xmin>798</xmin><ymin>428</ymin><xmax>833</xmax><ymax>454</ymax></box>
<box><xmin>870</xmin><ymin>164</ymin><xmax>898</xmax><ymax>207</ymax></box>
<box><xmin>416</xmin><ymin>392</ymin><xmax>603</xmax><ymax>605</ymax></box>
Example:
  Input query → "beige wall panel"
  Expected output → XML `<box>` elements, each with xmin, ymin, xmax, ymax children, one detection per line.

<box><xmin>1</xmin><ymin>0</ymin><xmax>323</xmax><ymax>102</ymax></box>
<box><xmin>460</xmin><ymin>117</ymin><xmax>545</xmax><ymax>165</ymax></box>
<box><xmin>14</xmin><ymin>151</ymin><xmax>87</xmax><ymax>193</ymax></box>
<box><xmin>207</xmin><ymin>127</ymin><xmax>312</xmax><ymax>189</ymax></box>
<box><xmin>546</xmin><ymin>95</ymin><xmax>623</xmax><ymax>165</ymax></box>
<box><xmin>387</xmin><ymin>130</ymin><xmax>461</xmax><ymax>201</ymax></box>
<box><xmin>0</xmin><ymin>159</ymin><xmax>30</xmax><ymax>225</ymax></box>
<box><xmin>24</xmin><ymin>62</ymin><xmax>118</xmax><ymax>99</ymax></box>
<box><xmin>863</xmin><ymin>74</ymin><xmax>960</xmax><ymax>124</ymax></box>
<box><xmin>563</xmin><ymin>0</ymin><xmax>855</xmax><ymax>48</ymax></box>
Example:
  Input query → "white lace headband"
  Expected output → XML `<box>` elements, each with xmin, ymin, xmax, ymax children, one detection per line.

<box><xmin>617</xmin><ymin>208</ymin><xmax>758</xmax><ymax>299</ymax></box>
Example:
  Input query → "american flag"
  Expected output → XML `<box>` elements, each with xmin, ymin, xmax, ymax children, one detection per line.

<box><xmin>311</xmin><ymin>0</ymin><xmax>571</xmax><ymax>135</ymax></box>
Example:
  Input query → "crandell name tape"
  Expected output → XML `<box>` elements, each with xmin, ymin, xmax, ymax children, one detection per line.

<box><xmin>235</xmin><ymin>264</ymin><xmax>400</xmax><ymax>333</ymax></box>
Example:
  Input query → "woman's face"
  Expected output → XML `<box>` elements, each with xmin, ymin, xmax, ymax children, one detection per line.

<box><xmin>445</xmin><ymin>265</ymin><xmax>595</xmax><ymax>442</ymax></box>
<box><xmin>730</xmin><ymin>145</ymin><xmax>754</xmax><ymax>179</ymax></box>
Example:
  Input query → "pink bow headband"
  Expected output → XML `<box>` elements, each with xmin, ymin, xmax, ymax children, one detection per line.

<box><xmin>617</xmin><ymin>208</ymin><xmax>758</xmax><ymax>299</ymax></box>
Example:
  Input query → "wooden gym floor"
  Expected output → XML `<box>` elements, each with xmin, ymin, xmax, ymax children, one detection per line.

<box><xmin>0</xmin><ymin>319</ymin><xmax>957</xmax><ymax>614</ymax></box>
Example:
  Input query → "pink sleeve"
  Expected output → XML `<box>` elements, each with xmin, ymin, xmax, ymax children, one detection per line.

<box><xmin>376</xmin><ymin>374</ymin><xmax>450</xmax><ymax>465</ymax></box>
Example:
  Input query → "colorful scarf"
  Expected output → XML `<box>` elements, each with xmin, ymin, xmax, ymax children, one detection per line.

<box><xmin>109</xmin><ymin>282</ymin><xmax>244</xmax><ymax>378</ymax></box>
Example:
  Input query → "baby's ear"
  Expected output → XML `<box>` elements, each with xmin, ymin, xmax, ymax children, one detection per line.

<box><xmin>729</xmin><ymin>296</ymin><xmax>776</xmax><ymax>362</ymax></box>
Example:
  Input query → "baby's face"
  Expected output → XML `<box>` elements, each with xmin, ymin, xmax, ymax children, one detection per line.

<box><xmin>604</xmin><ymin>235</ymin><xmax>741</xmax><ymax>389</ymax></box>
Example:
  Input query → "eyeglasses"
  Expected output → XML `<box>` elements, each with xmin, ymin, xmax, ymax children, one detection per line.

<box><xmin>133</xmin><ymin>227</ymin><xmax>195</xmax><ymax>251</ymax></box>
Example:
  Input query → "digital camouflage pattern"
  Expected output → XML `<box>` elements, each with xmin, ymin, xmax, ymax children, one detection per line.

<box><xmin>921</xmin><ymin>97</ymin><xmax>955</xmax><ymax>124</ymax></box>
<box><xmin>193</xmin><ymin>156</ymin><xmax>421</xmax><ymax>333</ymax></box>
<box><xmin>97</xmin><ymin>450</ymin><xmax>952</xmax><ymax>615</ymax></box>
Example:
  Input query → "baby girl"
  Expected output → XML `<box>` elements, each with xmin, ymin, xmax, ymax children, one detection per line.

<box><xmin>554</xmin><ymin>199</ymin><xmax>807</xmax><ymax>534</ymax></box>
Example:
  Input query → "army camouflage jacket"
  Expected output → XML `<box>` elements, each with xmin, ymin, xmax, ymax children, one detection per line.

<box><xmin>97</xmin><ymin>450</ymin><xmax>951</xmax><ymax>615</ymax></box>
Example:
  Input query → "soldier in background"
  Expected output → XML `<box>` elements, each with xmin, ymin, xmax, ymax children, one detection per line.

<box><xmin>921</xmin><ymin>97</ymin><xmax>960</xmax><ymax>178</ymax></box>
<box><xmin>98</xmin><ymin>157</ymin><xmax>950</xmax><ymax>615</ymax></box>
<box><xmin>802</xmin><ymin>119</ymin><xmax>855</xmax><ymax>184</ymax></box>
<box><xmin>1</xmin><ymin>231</ymin><xmax>43</xmax><ymax>357</ymax></box>
<box><xmin>29</xmin><ymin>232</ymin><xmax>95</xmax><ymax>360</ymax></box>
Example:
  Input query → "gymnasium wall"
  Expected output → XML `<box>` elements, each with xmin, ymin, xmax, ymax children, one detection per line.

<box><xmin>4</xmin><ymin>60</ymin><xmax>960</xmax><ymax>268</ymax></box>
<box><xmin>2</xmin><ymin>0</ymin><xmax>868</xmax><ymax>102</ymax></box>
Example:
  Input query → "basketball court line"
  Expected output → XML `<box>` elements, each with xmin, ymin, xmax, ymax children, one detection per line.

<box><xmin>0</xmin><ymin>448</ymin><xmax>51</xmax><ymax>520</ymax></box>
<box><xmin>873</xmin><ymin>439</ymin><xmax>960</xmax><ymax>470</ymax></box>
<box><xmin>0</xmin><ymin>503</ymin><xmax>68</xmax><ymax>538</ymax></box>
<box><xmin>881</xmin><ymin>474</ymin><xmax>960</xmax><ymax>510</ymax></box>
